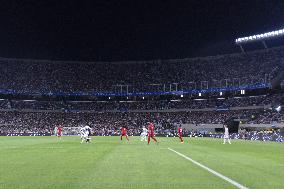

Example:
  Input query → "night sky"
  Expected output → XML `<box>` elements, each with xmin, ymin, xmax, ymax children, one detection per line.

<box><xmin>0</xmin><ymin>0</ymin><xmax>284</xmax><ymax>61</ymax></box>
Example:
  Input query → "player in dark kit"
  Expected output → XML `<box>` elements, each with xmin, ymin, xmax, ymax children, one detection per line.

<box><xmin>178</xmin><ymin>126</ymin><xmax>184</xmax><ymax>144</ymax></box>
<box><xmin>120</xmin><ymin>127</ymin><xmax>129</xmax><ymax>141</ymax></box>
<box><xmin>147</xmin><ymin>122</ymin><xmax>158</xmax><ymax>145</ymax></box>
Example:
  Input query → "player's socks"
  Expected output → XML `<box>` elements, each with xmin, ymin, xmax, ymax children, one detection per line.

<box><xmin>126</xmin><ymin>136</ymin><xmax>129</xmax><ymax>141</ymax></box>
<box><xmin>120</xmin><ymin>136</ymin><xmax>123</xmax><ymax>140</ymax></box>
<box><xmin>147</xmin><ymin>137</ymin><xmax>150</xmax><ymax>144</ymax></box>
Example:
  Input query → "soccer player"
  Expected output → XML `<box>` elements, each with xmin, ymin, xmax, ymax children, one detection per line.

<box><xmin>178</xmin><ymin>125</ymin><xmax>184</xmax><ymax>143</ymax></box>
<box><xmin>80</xmin><ymin>126</ymin><xmax>86</xmax><ymax>143</ymax></box>
<box><xmin>57</xmin><ymin>125</ymin><xmax>62</xmax><ymax>139</ymax></box>
<box><xmin>80</xmin><ymin>125</ymin><xmax>91</xmax><ymax>143</ymax></box>
<box><xmin>120</xmin><ymin>126</ymin><xmax>129</xmax><ymax>141</ymax></box>
<box><xmin>140</xmin><ymin>126</ymin><xmax>147</xmax><ymax>141</ymax></box>
<box><xmin>147</xmin><ymin>122</ymin><xmax>158</xmax><ymax>145</ymax></box>
<box><xmin>54</xmin><ymin>126</ymin><xmax>58</xmax><ymax>136</ymax></box>
<box><xmin>223</xmin><ymin>125</ymin><xmax>231</xmax><ymax>144</ymax></box>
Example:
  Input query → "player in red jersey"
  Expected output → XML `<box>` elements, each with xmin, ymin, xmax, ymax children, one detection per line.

<box><xmin>57</xmin><ymin>125</ymin><xmax>63</xmax><ymax>139</ymax></box>
<box><xmin>120</xmin><ymin>127</ymin><xmax>129</xmax><ymax>141</ymax></box>
<box><xmin>178</xmin><ymin>125</ymin><xmax>184</xmax><ymax>143</ymax></box>
<box><xmin>147</xmin><ymin>122</ymin><xmax>158</xmax><ymax>145</ymax></box>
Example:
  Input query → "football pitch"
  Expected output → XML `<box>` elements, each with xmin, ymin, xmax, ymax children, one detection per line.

<box><xmin>0</xmin><ymin>136</ymin><xmax>283</xmax><ymax>189</ymax></box>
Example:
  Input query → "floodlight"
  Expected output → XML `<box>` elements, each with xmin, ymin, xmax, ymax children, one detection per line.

<box><xmin>235</xmin><ymin>27</ymin><xmax>284</xmax><ymax>44</ymax></box>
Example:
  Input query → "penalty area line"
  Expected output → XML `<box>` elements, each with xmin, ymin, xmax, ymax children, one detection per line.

<box><xmin>168</xmin><ymin>148</ymin><xmax>249</xmax><ymax>189</ymax></box>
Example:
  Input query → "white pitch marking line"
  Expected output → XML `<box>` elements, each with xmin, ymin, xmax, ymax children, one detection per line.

<box><xmin>168</xmin><ymin>148</ymin><xmax>249</xmax><ymax>189</ymax></box>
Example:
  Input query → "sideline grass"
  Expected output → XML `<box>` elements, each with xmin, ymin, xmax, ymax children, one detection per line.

<box><xmin>0</xmin><ymin>136</ymin><xmax>283</xmax><ymax>189</ymax></box>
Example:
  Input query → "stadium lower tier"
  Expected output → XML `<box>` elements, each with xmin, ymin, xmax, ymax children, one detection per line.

<box><xmin>210</xmin><ymin>132</ymin><xmax>284</xmax><ymax>142</ymax></box>
<box><xmin>0</xmin><ymin>110</ymin><xmax>283</xmax><ymax>139</ymax></box>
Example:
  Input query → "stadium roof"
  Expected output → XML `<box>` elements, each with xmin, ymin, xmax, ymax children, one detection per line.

<box><xmin>1</xmin><ymin>1</ymin><xmax>284</xmax><ymax>61</ymax></box>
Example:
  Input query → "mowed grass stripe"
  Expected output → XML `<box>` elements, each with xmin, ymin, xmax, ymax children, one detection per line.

<box><xmin>0</xmin><ymin>136</ymin><xmax>119</xmax><ymax>189</ymax></box>
<box><xmin>0</xmin><ymin>136</ymin><xmax>283</xmax><ymax>189</ymax></box>
<box><xmin>169</xmin><ymin>137</ymin><xmax>284</xmax><ymax>189</ymax></box>
<box><xmin>76</xmin><ymin>137</ymin><xmax>236</xmax><ymax>189</ymax></box>
<box><xmin>168</xmin><ymin>148</ymin><xmax>249</xmax><ymax>189</ymax></box>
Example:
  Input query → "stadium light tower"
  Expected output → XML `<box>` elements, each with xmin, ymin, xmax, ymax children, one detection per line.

<box><xmin>235</xmin><ymin>28</ymin><xmax>284</xmax><ymax>52</ymax></box>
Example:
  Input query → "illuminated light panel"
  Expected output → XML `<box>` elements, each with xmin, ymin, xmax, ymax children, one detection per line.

<box><xmin>235</xmin><ymin>28</ymin><xmax>284</xmax><ymax>44</ymax></box>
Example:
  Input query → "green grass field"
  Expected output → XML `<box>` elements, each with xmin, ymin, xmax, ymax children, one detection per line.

<box><xmin>0</xmin><ymin>136</ymin><xmax>283</xmax><ymax>189</ymax></box>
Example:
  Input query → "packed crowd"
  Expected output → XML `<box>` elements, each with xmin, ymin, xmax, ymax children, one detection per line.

<box><xmin>247</xmin><ymin>109</ymin><xmax>284</xmax><ymax>124</ymax></box>
<box><xmin>1</xmin><ymin>110</ymin><xmax>283</xmax><ymax>142</ymax></box>
<box><xmin>0</xmin><ymin>109</ymin><xmax>282</xmax><ymax>134</ymax></box>
<box><xmin>0</xmin><ymin>112</ymin><xmax>174</xmax><ymax>136</ymax></box>
<box><xmin>0</xmin><ymin>46</ymin><xmax>283</xmax><ymax>94</ymax></box>
<box><xmin>0</xmin><ymin>93</ymin><xmax>279</xmax><ymax>111</ymax></box>
<box><xmin>0</xmin><ymin>46</ymin><xmax>284</xmax><ymax>143</ymax></box>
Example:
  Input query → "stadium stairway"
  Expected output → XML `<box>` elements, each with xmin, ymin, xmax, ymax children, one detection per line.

<box><xmin>271</xmin><ymin>70</ymin><xmax>284</xmax><ymax>89</ymax></box>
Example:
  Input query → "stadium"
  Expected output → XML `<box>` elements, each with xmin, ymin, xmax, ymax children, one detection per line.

<box><xmin>1</xmin><ymin>1</ymin><xmax>284</xmax><ymax>189</ymax></box>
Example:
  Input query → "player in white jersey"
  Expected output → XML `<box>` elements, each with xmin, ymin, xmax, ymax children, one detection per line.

<box><xmin>223</xmin><ymin>125</ymin><xmax>231</xmax><ymax>144</ymax></box>
<box><xmin>80</xmin><ymin>126</ymin><xmax>91</xmax><ymax>143</ymax></box>
<box><xmin>140</xmin><ymin>126</ymin><xmax>147</xmax><ymax>141</ymax></box>
<box><xmin>80</xmin><ymin>127</ymin><xmax>86</xmax><ymax>142</ymax></box>
<box><xmin>54</xmin><ymin>126</ymin><xmax>58</xmax><ymax>136</ymax></box>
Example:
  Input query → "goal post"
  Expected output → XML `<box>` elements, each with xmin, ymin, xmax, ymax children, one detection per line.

<box><xmin>62</xmin><ymin>127</ymin><xmax>82</xmax><ymax>136</ymax></box>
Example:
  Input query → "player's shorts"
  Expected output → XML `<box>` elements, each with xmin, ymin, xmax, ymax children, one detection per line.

<box><xmin>224</xmin><ymin>135</ymin><xmax>229</xmax><ymax>139</ymax></box>
<box><xmin>179</xmin><ymin>133</ymin><xmax>183</xmax><ymax>137</ymax></box>
<box><xmin>141</xmin><ymin>132</ymin><xmax>147</xmax><ymax>136</ymax></box>
<box><xmin>148</xmin><ymin>133</ymin><xmax>155</xmax><ymax>137</ymax></box>
<box><xmin>57</xmin><ymin>132</ymin><xmax>62</xmax><ymax>136</ymax></box>
<box><xmin>121</xmin><ymin>133</ymin><xmax>127</xmax><ymax>136</ymax></box>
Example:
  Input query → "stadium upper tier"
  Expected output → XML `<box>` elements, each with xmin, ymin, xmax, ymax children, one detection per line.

<box><xmin>0</xmin><ymin>46</ymin><xmax>283</xmax><ymax>95</ymax></box>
